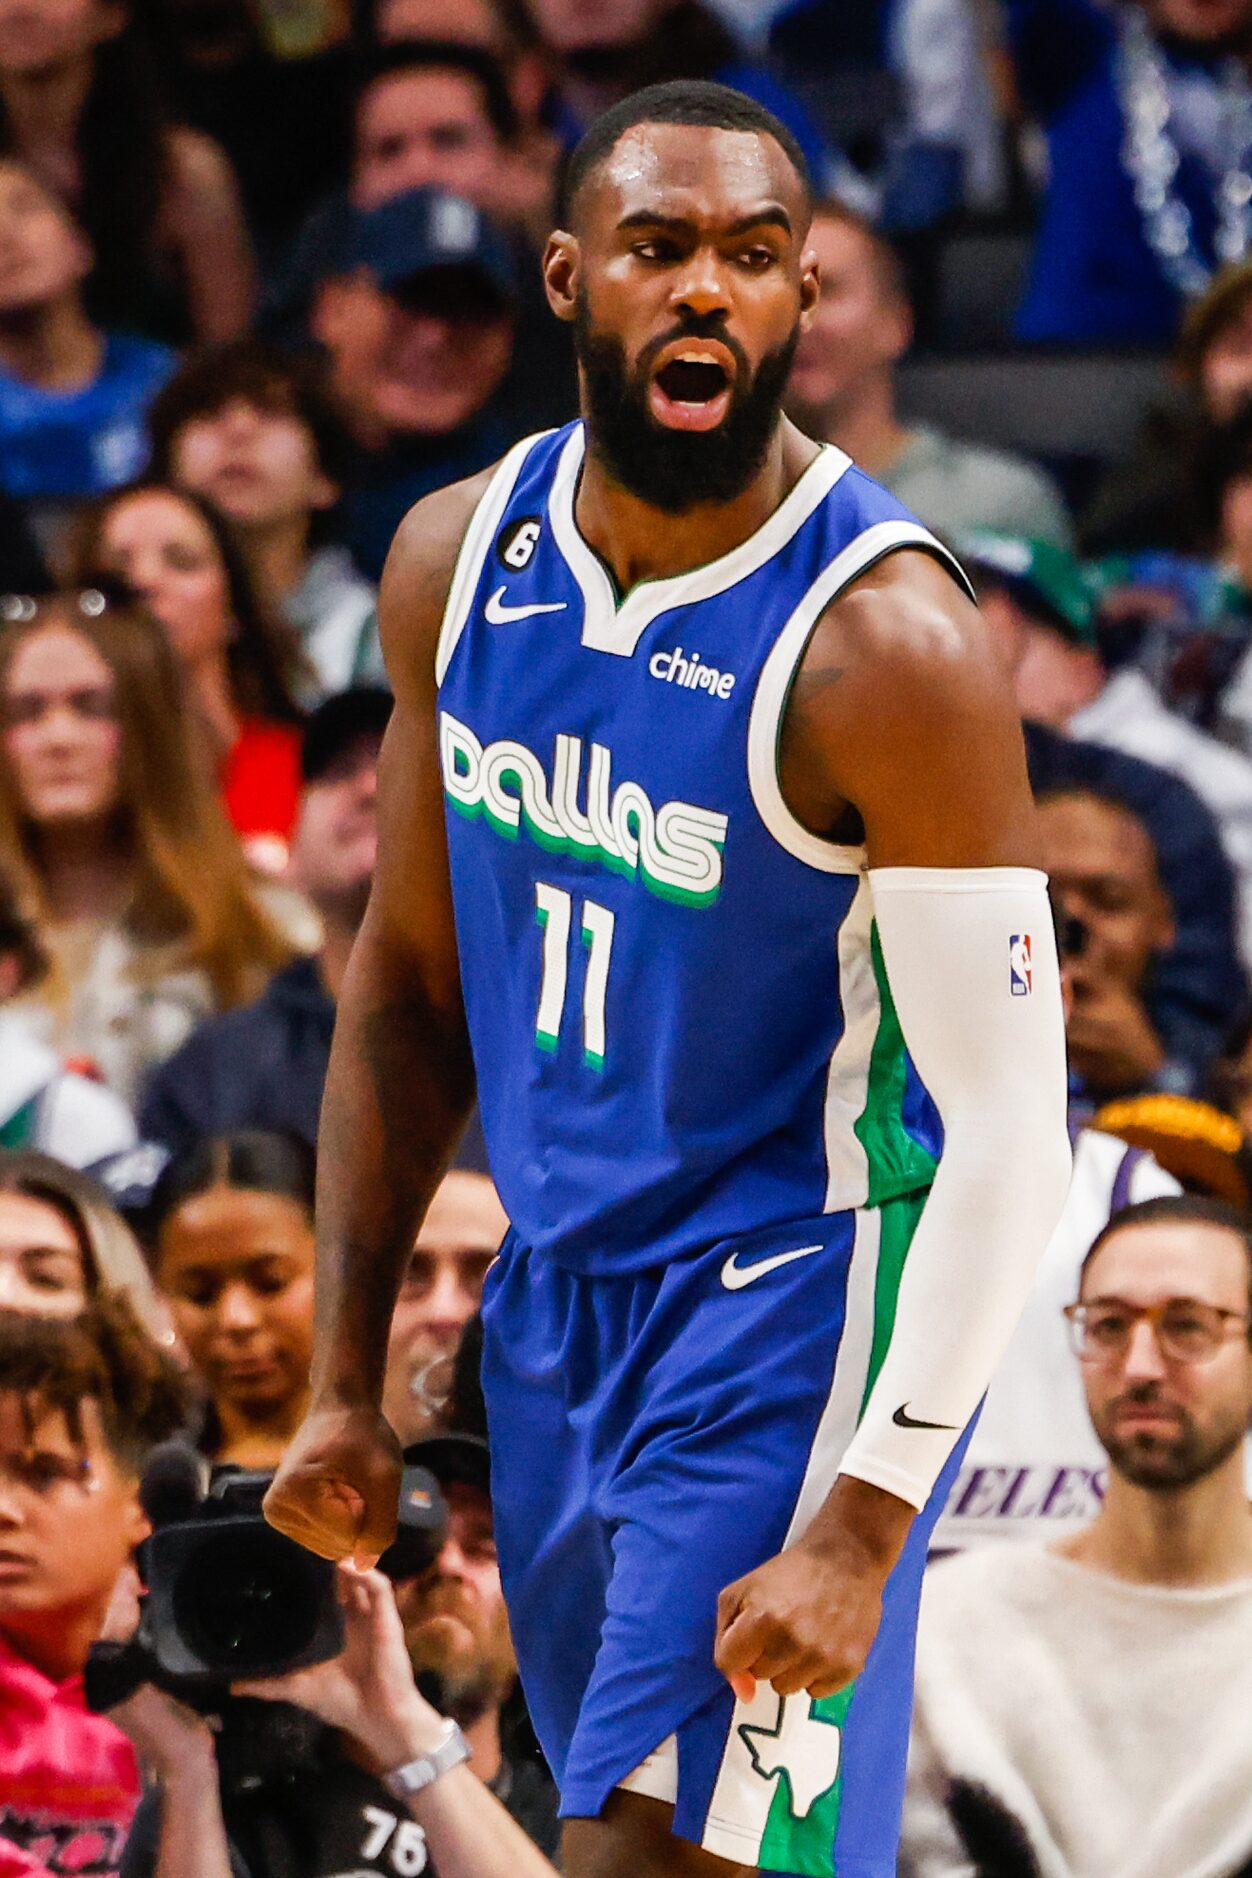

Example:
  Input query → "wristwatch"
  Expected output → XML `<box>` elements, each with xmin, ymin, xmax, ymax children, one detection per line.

<box><xmin>383</xmin><ymin>1719</ymin><xmax>472</xmax><ymax>1801</ymax></box>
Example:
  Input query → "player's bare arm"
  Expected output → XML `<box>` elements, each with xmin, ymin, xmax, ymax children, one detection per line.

<box><xmin>777</xmin><ymin>549</ymin><xmax>1038</xmax><ymax>871</ymax></box>
<box><xmin>263</xmin><ymin>470</ymin><xmax>494</xmax><ymax>1568</ymax></box>
<box><xmin>715</xmin><ymin>547</ymin><xmax>1069</xmax><ymax>1701</ymax></box>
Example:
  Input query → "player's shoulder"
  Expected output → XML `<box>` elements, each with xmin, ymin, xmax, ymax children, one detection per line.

<box><xmin>384</xmin><ymin>463</ymin><xmax>500</xmax><ymax>589</ymax></box>
<box><xmin>819</xmin><ymin>543</ymin><xmax>984</xmax><ymax>681</ymax></box>
<box><xmin>376</xmin><ymin>462</ymin><xmax>505</xmax><ymax>685</ymax></box>
<box><xmin>790</xmin><ymin>542</ymin><xmax>1003</xmax><ymax>764</ymax></box>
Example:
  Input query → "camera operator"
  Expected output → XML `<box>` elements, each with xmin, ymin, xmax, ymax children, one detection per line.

<box><xmin>386</xmin><ymin>1432</ymin><xmax>557</xmax><ymax>1856</ymax></box>
<box><xmin>0</xmin><ymin>1299</ymin><xmax>187</xmax><ymax>1878</ymax></box>
<box><xmin>112</xmin><ymin>1439</ymin><xmax>558</xmax><ymax>1878</ymax></box>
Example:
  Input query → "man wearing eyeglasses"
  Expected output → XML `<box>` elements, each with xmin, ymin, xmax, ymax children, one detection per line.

<box><xmin>901</xmin><ymin>1192</ymin><xmax>1252</xmax><ymax>1878</ymax></box>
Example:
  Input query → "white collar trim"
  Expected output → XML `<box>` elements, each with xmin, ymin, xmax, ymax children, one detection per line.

<box><xmin>548</xmin><ymin>423</ymin><xmax>853</xmax><ymax>657</ymax></box>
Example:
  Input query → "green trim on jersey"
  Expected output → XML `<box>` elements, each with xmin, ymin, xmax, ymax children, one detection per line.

<box><xmin>0</xmin><ymin>1095</ymin><xmax>40</xmax><ymax>1150</ymax></box>
<box><xmin>757</xmin><ymin>1682</ymin><xmax>855</xmax><ymax>1876</ymax></box>
<box><xmin>754</xmin><ymin>1190</ymin><xmax>930</xmax><ymax>1877</ymax></box>
<box><xmin>854</xmin><ymin>924</ymin><xmax>939</xmax><ymax>1209</ymax></box>
<box><xmin>862</xmin><ymin>1183</ymin><xmax>930</xmax><ymax>1410</ymax></box>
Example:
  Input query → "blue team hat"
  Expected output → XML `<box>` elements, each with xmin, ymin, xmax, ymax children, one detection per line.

<box><xmin>346</xmin><ymin>186</ymin><xmax>518</xmax><ymax>306</ymax></box>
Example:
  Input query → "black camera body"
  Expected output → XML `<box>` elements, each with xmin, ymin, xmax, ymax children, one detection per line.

<box><xmin>141</xmin><ymin>1469</ymin><xmax>344</xmax><ymax>1689</ymax></box>
<box><xmin>86</xmin><ymin>1447</ymin><xmax>448</xmax><ymax>1718</ymax></box>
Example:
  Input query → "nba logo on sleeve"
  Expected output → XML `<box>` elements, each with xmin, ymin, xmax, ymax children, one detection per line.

<box><xmin>1009</xmin><ymin>933</ymin><xmax>1033</xmax><ymax>996</ymax></box>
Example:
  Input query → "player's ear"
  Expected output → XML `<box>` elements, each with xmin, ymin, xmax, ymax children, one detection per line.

<box><xmin>799</xmin><ymin>245</ymin><xmax>821</xmax><ymax>330</ymax></box>
<box><xmin>543</xmin><ymin>230</ymin><xmax>581</xmax><ymax>324</ymax></box>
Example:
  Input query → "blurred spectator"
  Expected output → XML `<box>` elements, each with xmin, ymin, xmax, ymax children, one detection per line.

<box><xmin>0</xmin><ymin>161</ymin><xmax>173</xmax><ymax>535</ymax></box>
<box><xmin>71</xmin><ymin>482</ymin><xmax>307</xmax><ymax>870</ymax></box>
<box><xmin>266</xmin><ymin>37</ymin><xmax>574</xmax><ymax>411</ymax></box>
<box><xmin>767</xmin><ymin>0</ymin><xmax>1005</xmax><ymax>224</ymax></box>
<box><xmin>141</xmin><ymin>0</ymin><xmax>355</xmax><ymax>252</ymax></box>
<box><xmin>523</xmin><ymin>0</ymin><xmax>830</xmax><ymax>185</ymax></box>
<box><xmin>969</xmin><ymin>530</ymin><xmax>1252</xmax><ymax>970</ymax></box>
<box><xmin>1212</xmin><ymin>1006</ymin><xmax>1252</xmax><ymax>1138</ymax></box>
<box><xmin>148</xmin><ymin>343</ymin><xmax>382</xmax><ymax>698</ymax></box>
<box><xmin>140</xmin><ymin>687</ymin><xmax>389</xmax><ymax>1152</ymax></box>
<box><xmin>0</xmin><ymin>870</ymin><xmax>136</xmax><ymax>1166</ymax></box>
<box><xmin>786</xmin><ymin>200</ymin><xmax>1074</xmax><ymax>547</ymax></box>
<box><xmin>370</xmin><ymin>0</ymin><xmax>511</xmax><ymax>38</ymax></box>
<box><xmin>934</xmin><ymin>1110</ymin><xmax>1179</xmax><ymax>1552</ymax></box>
<box><xmin>0</xmin><ymin>591</ymin><xmax>295</xmax><ymax>1105</ymax></box>
<box><xmin>367</xmin><ymin>11</ymin><xmax>559</xmax><ymax>231</ymax></box>
<box><xmin>389</xmin><ymin>1432</ymin><xmax>559</xmax><ymax>1847</ymax></box>
<box><xmin>115</xmin><ymin>1558</ymin><xmax>560</xmax><ymax>1878</ymax></box>
<box><xmin>313</xmin><ymin>188</ymin><xmax>534</xmax><ymax>580</ymax></box>
<box><xmin>0</xmin><ymin>493</ymin><xmax>45</xmax><ymax>591</ymax></box>
<box><xmin>1039</xmin><ymin>785</ymin><xmax>1184</xmax><ymax>1099</ymax></box>
<box><xmin>1094</xmin><ymin>1090</ymin><xmax>1252</xmax><ymax>1205</ymax></box>
<box><xmin>904</xmin><ymin>1194</ymin><xmax>1252</xmax><ymax>1878</ymax></box>
<box><xmin>0</xmin><ymin>1298</ymin><xmax>186</xmax><ymax>1878</ymax></box>
<box><xmin>1008</xmin><ymin>0</ymin><xmax>1252</xmax><ymax>346</ymax></box>
<box><xmin>0</xmin><ymin>1151</ymin><xmax>168</xmax><ymax>1338</ymax></box>
<box><xmin>353</xmin><ymin>40</ymin><xmax>520</xmax><ymax>214</ymax></box>
<box><xmin>1083</xmin><ymin>259</ymin><xmax>1252</xmax><ymax>554</ymax></box>
<box><xmin>0</xmin><ymin>0</ymin><xmax>254</xmax><ymax>344</ymax></box>
<box><xmin>1026</xmin><ymin>725</ymin><xmax>1247</xmax><ymax>1101</ymax></box>
<box><xmin>267</xmin><ymin>37</ymin><xmax>525</xmax><ymax>336</ymax></box>
<box><xmin>383</xmin><ymin>1175</ymin><xmax>508</xmax><ymax>1448</ymax></box>
<box><xmin>146</xmin><ymin>1130</ymin><xmax>315</xmax><ymax>1470</ymax></box>
<box><xmin>1177</xmin><ymin>402</ymin><xmax>1252</xmax><ymax>757</ymax></box>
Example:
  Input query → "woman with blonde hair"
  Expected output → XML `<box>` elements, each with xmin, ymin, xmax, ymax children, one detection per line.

<box><xmin>0</xmin><ymin>1147</ymin><xmax>169</xmax><ymax>1342</ymax></box>
<box><xmin>0</xmin><ymin>587</ymin><xmax>298</xmax><ymax>1104</ymax></box>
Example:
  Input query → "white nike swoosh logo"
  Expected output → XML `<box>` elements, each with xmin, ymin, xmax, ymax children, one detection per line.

<box><xmin>720</xmin><ymin>1244</ymin><xmax>823</xmax><ymax>1290</ymax></box>
<box><xmin>484</xmin><ymin>585</ymin><xmax>568</xmax><ymax>624</ymax></box>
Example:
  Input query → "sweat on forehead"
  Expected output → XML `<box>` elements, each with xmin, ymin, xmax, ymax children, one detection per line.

<box><xmin>560</xmin><ymin>79</ymin><xmax>812</xmax><ymax>228</ymax></box>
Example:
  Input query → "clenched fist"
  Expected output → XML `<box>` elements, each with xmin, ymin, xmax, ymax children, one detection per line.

<box><xmin>263</xmin><ymin>1403</ymin><xmax>404</xmax><ymax>1568</ymax></box>
<box><xmin>714</xmin><ymin>1476</ymin><xmax>914</xmax><ymax>1702</ymax></box>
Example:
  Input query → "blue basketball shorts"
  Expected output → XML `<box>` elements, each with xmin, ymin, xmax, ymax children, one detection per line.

<box><xmin>480</xmin><ymin>1192</ymin><xmax>967</xmax><ymax>1877</ymax></box>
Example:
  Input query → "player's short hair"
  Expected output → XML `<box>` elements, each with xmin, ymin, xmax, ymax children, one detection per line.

<box><xmin>809</xmin><ymin>195</ymin><xmax>910</xmax><ymax>308</ymax></box>
<box><xmin>0</xmin><ymin>1293</ymin><xmax>188</xmax><ymax>1475</ymax></box>
<box><xmin>559</xmin><ymin>79</ymin><xmax>812</xmax><ymax>226</ymax></box>
<box><xmin>1080</xmin><ymin>1193</ymin><xmax>1252</xmax><ymax>1319</ymax></box>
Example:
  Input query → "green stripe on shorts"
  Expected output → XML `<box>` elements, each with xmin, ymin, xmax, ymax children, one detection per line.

<box><xmin>754</xmin><ymin>1191</ymin><xmax>931</xmax><ymax>1875</ymax></box>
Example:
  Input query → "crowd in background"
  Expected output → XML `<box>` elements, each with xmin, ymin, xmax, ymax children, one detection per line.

<box><xmin>7</xmin><ymin>0</ymin><xmax>1252</xmax><ymax>1875</ymax></box>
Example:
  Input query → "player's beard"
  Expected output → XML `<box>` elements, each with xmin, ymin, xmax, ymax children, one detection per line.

<box><xmin>574</xmin><ymin>292</ymin><xmax>799</xmax><ymax>514</ymax></box>
<box><xmin>1094</xmin><ymin>1382</ymin><xmax>1246</xmax><ymax>1490</ymax></box>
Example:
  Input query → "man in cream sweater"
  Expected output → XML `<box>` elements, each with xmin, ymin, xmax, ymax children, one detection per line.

<box><xmin>903</xmin><ymin>1192</ymin><xmax>1252</xmax><ymax>1878</ymax></box>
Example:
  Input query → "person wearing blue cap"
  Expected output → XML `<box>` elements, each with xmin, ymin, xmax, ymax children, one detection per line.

<box><xmin>312</xmin><ymin>185</ymin><xmax>552</xmax><ymax>581</ymax></box>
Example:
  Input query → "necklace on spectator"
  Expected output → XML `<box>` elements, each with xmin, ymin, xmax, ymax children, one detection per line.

<box><xmin>1118</xmin><ymin>10</ymin><xmax>1252</xmax><ymax>296</ymax></box>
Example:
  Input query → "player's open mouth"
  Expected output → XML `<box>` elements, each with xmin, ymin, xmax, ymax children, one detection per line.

<box><xmin>648</xmin><ymin>349</ymin><xmax>734</xmax><ymax>432</ymax></box>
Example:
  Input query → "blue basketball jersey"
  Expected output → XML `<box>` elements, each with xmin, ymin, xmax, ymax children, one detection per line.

<box><xmin>437</xmin><ymin>421</ymin><xmax>970</xmax><ymax>1273</ymax></box>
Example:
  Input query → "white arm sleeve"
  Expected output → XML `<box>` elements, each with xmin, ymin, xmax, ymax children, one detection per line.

<box><xmin>837</xmin><ymin>866</ymin><xmax>1072</xmax><ymax>1510</ymax></box>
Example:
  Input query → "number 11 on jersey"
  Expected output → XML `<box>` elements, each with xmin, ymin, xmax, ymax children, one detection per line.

<box><xmin>534</xmin><ymin>882</ymin><xmax>615</xmax><ymax>1068</ymax></box>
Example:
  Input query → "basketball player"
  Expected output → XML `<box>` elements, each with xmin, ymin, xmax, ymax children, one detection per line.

<box><xmin>264</xmin><ymin>82</ymin><xmax>1072</xmax><ymax>1878</ymax></box>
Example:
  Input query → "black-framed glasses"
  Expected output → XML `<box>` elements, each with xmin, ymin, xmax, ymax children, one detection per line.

<box><xmin>1064</xmin><ymin>1297</ymin><xmax>1251</xmax><ymax>1366</ymax></box>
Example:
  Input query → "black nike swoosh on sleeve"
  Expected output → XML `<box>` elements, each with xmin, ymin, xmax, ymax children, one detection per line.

<box><xmin>892</xmin><ymin>1403</ymin><xmax>959</xmax><ymax>1431</ymax></box>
